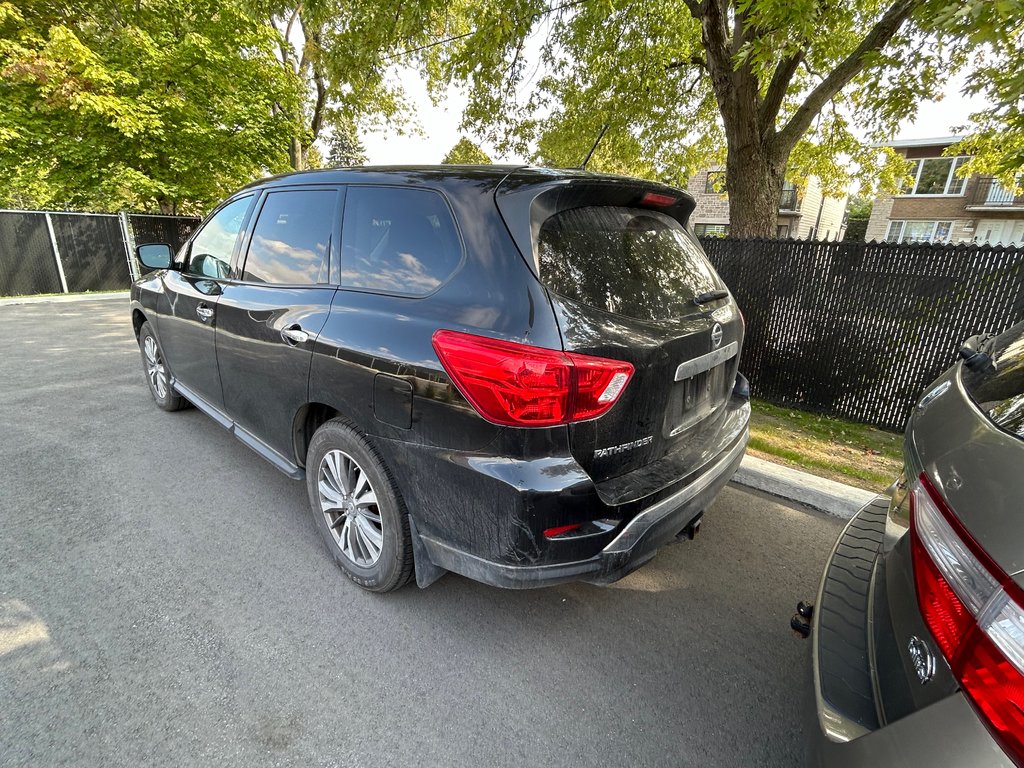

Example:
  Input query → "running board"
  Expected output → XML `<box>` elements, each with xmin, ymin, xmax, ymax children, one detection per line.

<box><xmin>171</xmin><ymin>378</ymin><xmax>304</xmax><ymax>480</ymax></box>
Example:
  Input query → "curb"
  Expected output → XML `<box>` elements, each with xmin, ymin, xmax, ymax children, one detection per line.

<box><xmin>731</xmin><ymin>455</ymin><xmax>878</xmax><ymax>519</ymax></box>
<box><xmin>0</xmin><ymin>291</ymin><xmax>129</xmax><ymax>306</ymax></box>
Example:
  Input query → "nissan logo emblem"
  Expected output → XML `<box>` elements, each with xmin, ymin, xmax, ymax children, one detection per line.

<box><xmin>710</xmin><ymin>323</ymin><xmax>723</xmax><ymax>349</ymax></box>
<box><xmin>908</xmin><ymin>635</ymin><xmax>936</xmax><ymax>684</ymax></box>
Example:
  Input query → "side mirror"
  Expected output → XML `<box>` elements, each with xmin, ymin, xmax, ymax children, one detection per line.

<box><xmin>136</xmin><ymin>243</ymin><xmax>175</xmax><ymax>271</ymax></box>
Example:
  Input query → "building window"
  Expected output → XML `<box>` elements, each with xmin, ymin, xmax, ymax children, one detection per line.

<box><xmin>704</xmin><ymin>171</ymin><xmax>726</xmax><ymax>195</ymax></box>
<box><xmin>885</xmin><ymin>220</ymin><xmax>953</xmax><ymax>243</ymax></box>
<box><xmin>779</xmin><ymin>182</ymin><xmax>798</xmax><ymax>210</ymax></box>
<box><xmin>777</xmin><ymin>224</ymin><xmax>791</xmax><ymax>238</ymax></box>
<box><xmin>903</xmin><ymin>156</ymin><xmax>969</xmax><ymax>196</ymax></box>
<box><xmin>694</xmin><ymin>223</ymin><xmax>729</xmax><ymax>237</ymax></box>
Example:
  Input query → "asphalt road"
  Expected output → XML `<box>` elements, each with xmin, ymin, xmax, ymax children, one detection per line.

<box><xmin>0</xmin><ymin>298</ymin><xmax>845</xmax><ymax>768</ymax></box>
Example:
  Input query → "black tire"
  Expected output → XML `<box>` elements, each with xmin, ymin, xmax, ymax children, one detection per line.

<box><xmin>305</xmin><ymin>419</ymin><xmax>413</xmax><ymax>592</ymax></box>
<box><xmin>138</xmin><ymin>321</ymin><xmax>187</xmax><ymax>412</ymax></box>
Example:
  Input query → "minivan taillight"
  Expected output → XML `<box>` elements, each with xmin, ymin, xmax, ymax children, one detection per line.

<box><xmin>431</xmin><ymin>330</ymin><xmax>633</xmax><ymax>427</ymax></box>
<box><xmin>911</xmin><ymin>472</ymin><xmax>1024</xmax><ymax>764</ymax></box>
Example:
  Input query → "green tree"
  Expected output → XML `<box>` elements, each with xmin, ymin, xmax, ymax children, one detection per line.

<box><xmin>266</xmin><ymin>0</ymin><xmax>451</xmax><ymax>170</ymax></box>
<box><xmin>441</xmin><ymin>137</ymin><xmax>492</xmax><ymax>164</ymax></box>
<box><xmin>0</xmin><ymin>0</ymin><xmax>302</xmax><ymax>213</ymax></box>
<box><xmin>843</xmin><ymin>194</ymin><xmax>874</xmax><ymax>241</ymax></box>
<box><xmin>937</xmin><ymin>1</ymin><xmax>1024</xmax><ymax>187</ymax></box>
<box><xmin>428</xmin><ymin>0</ymin><xmax>994</xmax><ymax>237</ymax></box>
<box><xmin>327</xmin><ymin>119</ymin><xmax>369</xmax><ymax>166</ymax></box>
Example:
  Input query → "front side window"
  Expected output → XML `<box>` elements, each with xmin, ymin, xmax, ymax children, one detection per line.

<box><xmin>241</xmin><ymin>189</ymin><xmax>336</xmax><ymax>285</ymax></box>
<box><xmin>904</xmin><ymin>156</ymin><xmax>969</xmax><ymax>195</ymax></box>
<box><xmin>187</xmin><ymin>196</ymin><xmax>252</xmax><ymax>279</ymax></box>
<box><xmin>340</xmin><ymin>187</ymin><xmax>462</xmax><ymax>295</ymax></box>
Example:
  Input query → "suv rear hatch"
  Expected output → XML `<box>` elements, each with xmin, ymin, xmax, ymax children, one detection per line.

<box><xmin>495</xmin><ymin>172</ymin><xmax>746</xmax><ymax>502</ymax></box>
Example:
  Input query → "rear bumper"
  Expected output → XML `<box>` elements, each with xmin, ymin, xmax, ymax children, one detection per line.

<box><xmin>807</xmin><ymin>496</ymin><xmax>1012</xmax><ymax>767</ymax></box>
<box><xmin>417</xmin><ymin>427</ymin><xmax>747</xmax><ymax>589</ymax></box>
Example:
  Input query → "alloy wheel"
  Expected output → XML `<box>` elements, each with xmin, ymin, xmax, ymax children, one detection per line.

<box><xmin>318</xmin><ymin>449</ymin><xmax>384</xmax><ymax>567</ymax></box>
<box><xmin>143</xmin><ymin>335</ymin><xmax>167</xmax><ymax>399</ymax></box>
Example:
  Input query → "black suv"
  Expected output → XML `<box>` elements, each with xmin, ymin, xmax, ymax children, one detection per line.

<box><xmin>130</xmin><ymin>166</ymin><xmax>750</xmax><ymax>592</ymax></box>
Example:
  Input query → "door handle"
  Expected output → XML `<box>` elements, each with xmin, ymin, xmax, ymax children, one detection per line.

<box><xmin>282</xmin><ymin>326</ymin><xmax>309</xmax><ymax>345</ymax></box>
<box><xmin>196</xmin><ymin>305</ymin><xmax>214</xmax><ymax>321</ymax></box>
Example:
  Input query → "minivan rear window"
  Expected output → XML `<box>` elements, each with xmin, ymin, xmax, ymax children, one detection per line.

<box><xmin>962</xmin><ymin>322</ymin><xmax>1024</xmax><ymax>439</ymax></box>
<box><xmin>537</xmin><ymin>206</ymin><xmax>723</xmax><ymax>321</ymax></box>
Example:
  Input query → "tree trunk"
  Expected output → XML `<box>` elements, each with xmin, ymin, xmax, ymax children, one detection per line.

<box><xmin>724</xmin><ymin>142</ymin><xmax>786</xmax><ymax>239</ymax></box>
<box><xmin>289</xmin><ymin>136</ymin><xmax>304</xmax><ymax>171</ymax></box>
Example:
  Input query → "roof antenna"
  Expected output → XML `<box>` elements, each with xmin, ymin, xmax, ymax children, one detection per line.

<box><xmin>579</xmin><ymin>124</ymin><xmax>609</xmax><ymax>170</ymax></box>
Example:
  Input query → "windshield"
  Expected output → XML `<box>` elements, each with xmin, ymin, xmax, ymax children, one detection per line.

<box><xmin>961</xmin><ymin>321</ymin><xmax>1024</xmax><ymax>439</ymax></box>
<box><xmin>537</xmin><ymin>206</ymin><xmax>724</xmax><ymax>322</ymax></box>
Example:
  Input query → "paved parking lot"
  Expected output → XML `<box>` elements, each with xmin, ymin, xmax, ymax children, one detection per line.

<box><xmin>0</xmin><ymin>298</ymin><xmax>844</xmax><ymax>767</ymax></box>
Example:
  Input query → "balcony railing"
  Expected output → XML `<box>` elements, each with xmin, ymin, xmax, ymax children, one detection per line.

<box><xmin>779</xmin><ymin>188</ymin><xmax>799</xmax><ymax>211</ymax></box>
<box><xmin>968</xmin><ymin>176</ymin><xmax>1024</xmax><ymax>208</ymax></box>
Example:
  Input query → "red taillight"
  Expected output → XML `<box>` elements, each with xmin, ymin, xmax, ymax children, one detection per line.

<box><xmin>911</xmin><ymin>473</ymin><xmax>1024</xmax><ymax>764</ymax></box>
<box><xmin>431</xmin><ymin>330</ymin><xmax>633</xmax><ymax>427</ymax></box>
<box><xmin>910</xmin><ymin>522</ymin><xmax>974</xmax><ymax>660</ymax></box>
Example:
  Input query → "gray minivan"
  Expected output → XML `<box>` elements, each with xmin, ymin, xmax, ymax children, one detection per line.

<box><xmin>806</xmin><ymin>320</ymin><xmax>1024</xmax><ymax>767</ymax></box>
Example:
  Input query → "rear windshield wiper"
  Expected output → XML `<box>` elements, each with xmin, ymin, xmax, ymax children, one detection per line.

<box><xmin>692</xmin><ymin>289</ymin><xmax>729</xmax><ymax>306</ymax></box>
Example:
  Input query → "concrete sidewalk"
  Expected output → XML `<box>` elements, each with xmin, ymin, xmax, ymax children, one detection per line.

<box><xmin>0</xmin><ymin>291</ymin><xmax>129</xmax><ymax>306</ymax></box>
<box><xmin>732</xmin><ymin>454</ymin><xmax>878</xmax><ymax>519</ymax></box>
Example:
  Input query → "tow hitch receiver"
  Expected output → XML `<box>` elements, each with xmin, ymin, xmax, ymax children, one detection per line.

<box><xmin>675</xmin><ymin>514</ymin><xmax>702</xmax><ymax>542</ymax></box>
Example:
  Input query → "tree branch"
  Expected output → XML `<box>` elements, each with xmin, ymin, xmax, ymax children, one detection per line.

<box><xmin>666</xmin><ymin>54</ymin><xmax>707</xmax><ymax>71</ymax></box>
<box><xmin>308</xmin><ymin>28</ymin><xmax>328</xmax><ymax>143</ymax></box>
<box><xmin>777</xmin><ymin>0</ymin><xmax>921</xmax><ymax>150</ymax></box>
<box><xmin>759</xmin><ymin>51</ymin><xmax>803</xmax><ymax>129</ymax></box>
<box><xmin>284</xmin><ymin>4</ymin><xmax>302</xmax><ymax>45</ymax></box>
<box><xmin>680</xmin><ymin>0</ymin><xmax>704</xmax><ymax>19</ymax></box>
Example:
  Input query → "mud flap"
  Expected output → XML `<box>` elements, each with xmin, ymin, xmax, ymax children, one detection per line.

<box><xmin>409</xmin><ymin>516</ymin><xmax>447</xmax><ymax>589</ymax></box>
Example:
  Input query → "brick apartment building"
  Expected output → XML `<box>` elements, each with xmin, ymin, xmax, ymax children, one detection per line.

<box><xmin>865</xmin><ymin>136</ymin><xmax>1024</xmax><ymax>245</ymax></box>
<box><xmin>686</xmin><ymin>167</ymin><xmax>848</xmax><ymax>240</ymax></box>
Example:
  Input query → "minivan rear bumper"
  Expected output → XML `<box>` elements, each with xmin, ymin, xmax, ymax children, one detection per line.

<box><xmin>416</xmin><ymin>427</ymin><xmax>748</xmax><ymax>589</ymax></box>
<box><xmin>807</xmin><ymin>495</ymin><xmax>1012</xmax><ymax>767</ymax></box>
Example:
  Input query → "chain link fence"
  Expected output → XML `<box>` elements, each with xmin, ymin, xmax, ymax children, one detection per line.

<box><xmin>701</xmin><ymin>237</ymin><xmax>1024</xmax><ymax>430</ymax></box>
<box><xmin>0</xmin><ymin>209</ymin><xmax>200</xmax><ymax>297</ymax></box>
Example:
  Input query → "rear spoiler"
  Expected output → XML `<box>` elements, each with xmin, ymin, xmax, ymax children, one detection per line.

<box><xmin>494</xmin><ymin>172</ymin><xmax>696</xmax><ymax>275</ymax></box>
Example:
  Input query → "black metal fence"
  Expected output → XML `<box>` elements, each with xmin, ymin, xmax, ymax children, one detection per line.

<box><xmin>0</xmin><ymin>210</ymin><xmax>200</xmax><ymax>297</ymax></box>
<box><xmin>700</xmin><ymin>237</ymin><xmax>1024</xmax><ymax>431</ymax></box>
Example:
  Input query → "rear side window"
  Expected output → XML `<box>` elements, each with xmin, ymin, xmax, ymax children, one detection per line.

<box><xmin>340</xmin><ymin>186</ymin><xmax>462</xmax><ymax>295</ymax></box>
<box><xmin>538</xmin><ymin>206</ymin><xmax>723</xmax><ymax>321</ymax></box>
<box><xmin>962</xmin><ymin>322</ymin><xmax>1024</xmax><ymax>439</ymax></box>
<box><xmin>241</xmin><ymin>189</ymin><xmax>336</xmax><ymax>284</ymax></box>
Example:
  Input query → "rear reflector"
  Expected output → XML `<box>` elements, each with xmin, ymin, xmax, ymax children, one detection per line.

<box><xmin>911</xmin><ymin>473</ymin><xmax>1024</xmax><ymax>764</ymax></box>
<box><xmin>640</xmin><ymin>191</ymin><xmax>678</xmax><ymax>207</ymax></box>
<box><xmin>431</xmin><ymin>330</ymin><xmax>633</xmax><ymax>427</ymax></box>
<box><xmin>544</xmin><ymin>523</ymin><xmax>583</xmax><ymax>539</ymax></box>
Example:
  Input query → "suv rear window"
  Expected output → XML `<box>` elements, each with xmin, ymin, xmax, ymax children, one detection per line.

<box><xmin>537</xmin><ymin>206</ymin><xmax>723</xmax><ymax>321</ymax></box>
<box><xmin>962</xmin><ymin>322</ymin><xmax>1024</xmax><ymax>439</ymax></box>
